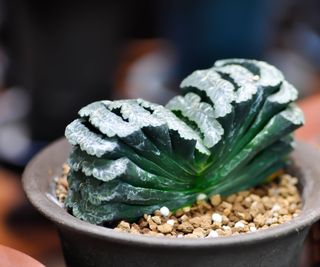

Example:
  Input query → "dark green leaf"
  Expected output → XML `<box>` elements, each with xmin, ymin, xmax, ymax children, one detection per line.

<box><xmin>65</xmin><ymin>59</ymin><xmax>304</xmax><ymax>224</ymax></box>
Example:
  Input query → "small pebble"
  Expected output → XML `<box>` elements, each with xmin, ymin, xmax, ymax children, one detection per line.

<box><xmin>178</xmin><ymin>222</ymin><xmax>194</xmax><ymax>233</ymax></box>
<box><xmin>226</xmin><ymin>194</ymin><xmax>236</xmax><ymax>203</ymax></box>
<box><xmin>254</xmin><ymin>214</ymin><xmax>266</xmax><ymax>227</ymax></box>
<box><xmin>197</xmin><ymin>193</ymin><xmax>207</xmax><ymax>201</ymax></box>
<box><xmin>181</xmin><ymin>214</ymin><xmax>189</xmax><ymax>221</ymax></box>
<box><xmin>193</xmin><ymin>227</ymin><xmax>206</xmax><ymax>238</ymax></box>
<box><xmin>234</xmin><ymin>221</ymin><xmax>245</xmax><ymax>228</ymax></box>
<box><xmin>167</xmin><ymin>219</ymin><xmax>175</xmax><ymax>226</ymax></box>
<box><xmin>210</xmin><ymin>194</ymin><xmax>222</xmax><ymax>206</ymax></box>
<box><xmin>211</xmin><ymin>213</ymin><xmax>223</xmax><ymax>223</ymax></box>
<box><xmin>207</xmin><ymin>230</ymin><xmax>219</xmax><ymax>238</ymax></box>
<box><xmin>148</xmin><ymin>219</ymin><xmax>158</xmax><ymax>231</ymax></box>
<box><xmin>117</xmin><ymin>221</ymin><xmax>130</xmax><ymax>232</ymax></box>
<box><xmin>183</xmin><ymin>206</ymin><xmax>191</xmax><ymax>213</ymax></box>
<box><xmin>160</xmin><ymin>206</ymin><xmax>170</xmax><ymax>217</ymax></box>
<box><xmin>151</xmin><ymin>216</ymin><xmax>162</xmax><ymax>225</ymax></box>
<box><xmin>157</xmin><ymin>223</ymin><xmax>173</xmax><ymax>234</ymax></box>
<box><xmin>272</xmin><ymin>204</ymin><xmax>281</xmax><ymax>212</ymax></box>
<box><xmin>189</xmin><ymin>217</ymin><xmax>202</xmax><ymax>227</ymax></box>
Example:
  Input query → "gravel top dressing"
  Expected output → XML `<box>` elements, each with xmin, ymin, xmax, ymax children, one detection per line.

<box><xmin>56</xmin><ymin>164</ymin><xmax>301</xmax><ymax>239</ymax></box>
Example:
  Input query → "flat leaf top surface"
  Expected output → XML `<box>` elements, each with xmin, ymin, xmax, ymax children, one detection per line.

<box><xmin>65</xmin><ymin>59</ymin><xmax>304</xmax><ymax>224</ymax></box>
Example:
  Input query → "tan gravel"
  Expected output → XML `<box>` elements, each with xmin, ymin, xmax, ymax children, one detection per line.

<box><xmin>54</xmin><ymin>163</ymin><xmax>70</xmax><ymax>203</ymax></box>
<box><xmin>114</xmin><ymin>174</ymin><xmax>301</xmax><ymax>238</ymax></box>
<box><xmin>55</xmin><ymin>167</ymin><xmax>301</xmax><ymax>238</ymax></box>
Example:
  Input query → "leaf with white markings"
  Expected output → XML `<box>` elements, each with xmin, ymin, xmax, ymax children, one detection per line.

<box><xmin>65</xmin><ymin>59</ymin><xmax>304</xmax><ymax>224</ymax></box>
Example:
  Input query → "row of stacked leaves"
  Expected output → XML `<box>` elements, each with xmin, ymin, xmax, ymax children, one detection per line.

<box><xmin>64</xmin><ymin>59</ymin><xmax>304</xmax><ymax>224</ymax></box>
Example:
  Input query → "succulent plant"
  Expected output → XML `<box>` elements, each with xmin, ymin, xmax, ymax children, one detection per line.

<box><xmin>64</xmin><ymin>59</ymin><xmax>304</xmax><ymax>224</ymax></box>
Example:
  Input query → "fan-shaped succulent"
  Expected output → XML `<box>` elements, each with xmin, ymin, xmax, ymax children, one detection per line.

<box><xmin>64</xmin><ymin>59</ymin><xmax>304</xmax><ymax>224</ymax></box>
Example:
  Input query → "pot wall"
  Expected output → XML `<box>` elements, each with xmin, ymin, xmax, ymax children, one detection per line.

<box><xmin>59</xmin><ymin>226</ymin><xmax>309</xmax><ymax>267</ymax></box>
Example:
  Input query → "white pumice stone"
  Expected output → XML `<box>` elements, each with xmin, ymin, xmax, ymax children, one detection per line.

<box><xmin>46</xmin><ymin>193</ymin><xmax>64</xmax><ymax>208</ymax></box>
<box><xmin>249</xmin><ymin>226</ymin><xmax>257</xmax><ymax>232</ymax></box>
<box><xmin>207</xmin><ymin>230</ymin><xmax>219</xmax><ymax>238</ymax></box>
<box><xmin>167</xmin><ymin>219</ymin><xmax>175</xmax><ymax>226</ymax></box>
<box><xmin>197</xmin><ymin>193</ymin><xmax>207</xmax><ymax>201</ymax></box>
<box><xmin>234</xmin><ymin>221</ymin><xmax>245</xmax><ymax>228</ymax></box>
<box><xmin>160</xmin><ymin>206</ymin><xmax>170</xmax><ymax>217</ymax></box>
<box><xmin>211</xmin><ymin>213</ymin><xmax>222</xmax><ymax>223</ymax></box>
<box><xmin>272</xmin><ymin>204</ymin><xmax>281</xmax><ymax>211</ymax></box>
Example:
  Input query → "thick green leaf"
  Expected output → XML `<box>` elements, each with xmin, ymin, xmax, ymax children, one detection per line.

<box><xmin>137</xmin><ymin>98</ymin><xmax>210</xmax><ymax>168</ymax></box>
<box><xmin>65</xmin><ymin>119</ymin><xmax>119</xmax><ymax>157</ymax></box>
<box><xmin>215</xmin><ymin>59</ymin><xmax>284</xmax><ymax>87</ymax></box>
<box><xmin>78</xmin><ymin>100</ymin><xmax>197</xmax><ymax>180</ymax></box>
<box><xmin>180</xmin><ymin>69</ymin><xmax>235</xmax><ymax>118</ymax></box>
<box><xmin>166</xmin><ymin>92</ymin><xmax>224</xmax><ymax>148</ymax></box>
<box><xmin>205</xmin><ymin>104</ymin><xmax>303</xmax><ymax>180</ymax></box>
<box><xmin>69</xmin><ymin>147</ymin><xmax>191</xmax><ymax>190</ymax></box>
<box><xmin>65</xmin><ymin>58</ymin><xmax>304</xmax><ymax>224</ymax></box>
<box><xmin>204</xmin><ymin>137</ymin><xmax>293</xmax><ymax>193</ymax></box>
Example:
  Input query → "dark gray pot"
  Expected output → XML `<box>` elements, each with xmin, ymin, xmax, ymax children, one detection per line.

<box><xmin>22</xmin><ymin>139</ymin><xmax>320</xmax><ymax>267</ymax></box>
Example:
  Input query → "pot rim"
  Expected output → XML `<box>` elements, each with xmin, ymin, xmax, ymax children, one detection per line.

<box><xmin>22</xmin><ymin>138</ymin><xmax>320</xmax><ymax>248</ymax></box>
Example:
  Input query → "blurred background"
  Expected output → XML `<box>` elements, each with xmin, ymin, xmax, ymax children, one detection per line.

<box><xmin>0</xmin><ymin>0</ymin><xmax>319</xmax><ymax>266</ymax></box>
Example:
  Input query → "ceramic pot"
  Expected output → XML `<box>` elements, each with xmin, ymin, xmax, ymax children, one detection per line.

<box><xmin>22</xmin><ymin>139</ymin><xmax>320</xmax><ymax>267</ymax></box>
